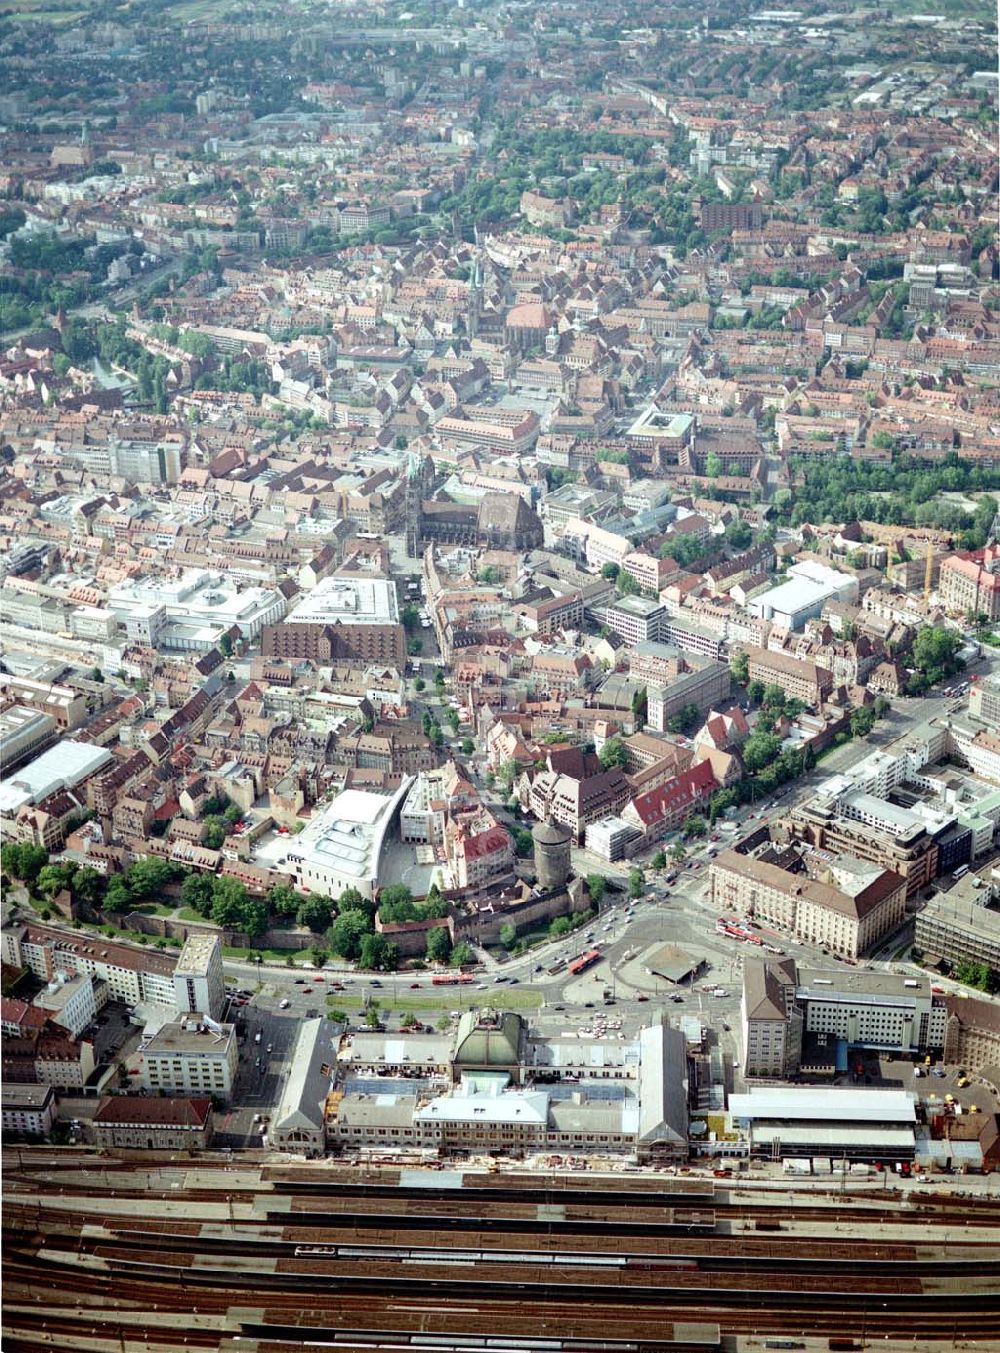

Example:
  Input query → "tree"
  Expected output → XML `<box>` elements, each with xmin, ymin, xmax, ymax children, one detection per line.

<box><xmin>747</xmin><ymin>680</ymin><xmax>765</xmax><ymax>705</ymax></box>
<box><xmin>601</xmin><ymin>562</ymin><xmax>620</xmax><ymax>582</ymax></box>
<box><xmin>726</xmin><ymin>520</ymin><xmax>753</xmax><ymax>549</ymax></box>
<box><xmin>210</xmin><ymin>877</ymin><xmax>249</xmax><ymax>928</ymax></box>
<box><xmin>628</xmin><ymin>867</ymin><xmax>644</xmax><ymax>900</ymax></box>
<box><xmin>360</xmin><ymin>933</ymin><xmax>398</xmax><ymax>971</ymax></box>
<box><xmin>413</xmin><ymin>677</ymin><xmax>426</xmax><ymax>692</ymax></box>
<box><xmin>513</xmin><ymin>827</ymin><xmax>534</xmax><ymax>858</ymax></box>
<box><xmin>203</xmin><ymin>819</ymin><xmax>226</xmax><ymax>850</ymax></box>
<box><xmin>617</xmin><ymin>569</ymin><xmax>640</xmax><ymax>597</ymax></box>
<box><xmin>1</xmin><ymin>843</ymin><xmax>49</xmax><ymax>887</ymax></box>
<box><xmin>496</xmin><ymin>758</ymin><xmax>520</xmax><ymax>791</ymax></box>
<box><xmin>267</xmin><ymin>884</ymin><xmax>301</xmax><ymax>918</ymax></box>
<box><xmin>328</xmin><ymin>909</ymin><xmax>371</xmax><ymax>960</ymax></box>
<box><xmin>743</xmin><ymin>731</ymin><xmax>782</xmax><ymax>773</ymax></box>
<box><xmin>103</xmin><ymin>876</ymin><xmax>132</xmax><ymax>913</ymax></box>
<box><xmin>70</xmin><ymin>867</ymin><xmax>104</xmax><ymax>910</ymax></box>
<box><xmin>704</xmin><ymin>452</ymin><xmax>722</xmax><ymax>478</ymax></box>
<box><xmin>850</xmin><ymin>706</ymin><xmax>877</xmax><ymax>739</ymax></box>
<box><xmin>762</xmin><ymin>684</ymin><xmax>787</xmax><ymax>710</ymax></box>
<box><xmin>127</xmin><ymin>857</ymin><xmax>178</xmax><ymax>900</ymax></box>
<box><xmin>240</xmin><ymin>897</ymin><xmax>269</xmax><ymax>938</ymax></box>
<box><xmin>450</xmin><ymin>941</ymin><xmax>474</xmax><ymax>968</ymax></box>
<box><xmin>912</xmin><ymin>626</ymin><xmax>962</xmax><ymax>683</ymax></box>
<box><xmin>461</xmin><ymin>737</ymin><xmax>475</xmax><ymax>755</ymax></box>
<box><xmin>651</xmin><ymin>850</ymin><xmax>666</xmax><ymax>870</ymax></box>
<box><xmin>426</xmin><ymin>926</ymin><xmax>453</xmax><ymax>963</ymax></box>
<box><xmin>586</xmin><ymin>874</ymin><xmax>607</xmax><ymax>908</ymax></box>
<box><xmin>549</xmin><ymin>915</ymin><xmax>573</xmax><ymax>937</ymax></box>
<box><xmin>498</xmin><ymin>922</ymin><xmax>517</xmax><ymax>949</ymax></box>
<box><xmin>310</xmin><ymin>944</ymin><xmax>329</xmax><ymax>969</ymax></box>
<box><xmin>297</xmin><ymin>894</ymin><xmax>333</xmax><ymax>932</ymax></box>
<box><xmin>599</xmin><ymin>737</ymin><xmax>628</xmax><ymax>770</ymax></box>
<box><xmin>683</xmin><ymin>814</ymin><xmax>708</xmax><ymax>839</ymax></box>
<box><xmin>36</xmin><ymin>863</ymin><xmax>76</xmax><ymax>899</ymax></box>
<box><xmin>730</xmin><ymin>650</ymin><xmax>749</xmax><ymax>685</ymax></box>
<box><xmin>379</xmin><ymin>883</ymin><xmax>413</xmax><ymax>910</ymax></box>
<box><xmin>181</xmin><ymin>872</ymin><xmax>216</xmax><ymax>917</ymax></box>
<box><xmin>955</xmin><ymin>960</ymin><xmax>992</xmax><ymax>992</ymax></box>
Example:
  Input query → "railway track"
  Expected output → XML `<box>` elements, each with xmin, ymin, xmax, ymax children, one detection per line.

<box><xmin>5</xmin><ymin>1153</ymin><xmax>1000</xmax><ymax>1351</ymax></box>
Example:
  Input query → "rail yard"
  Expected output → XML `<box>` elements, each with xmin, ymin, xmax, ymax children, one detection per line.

<box><xmin>3</xmin><ymin>1150</ymin><xmax>1000</xmax><ymax>1352</ymax></box>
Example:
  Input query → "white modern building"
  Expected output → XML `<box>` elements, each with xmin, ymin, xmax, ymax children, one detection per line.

<box><xmin>728</xmin><ymin>1086</ymin><xmax>918</xmax><ymax>1161</ymax></box>
<box><xmin>173</xmin><ymin>934</ymin><xmax>226</xmax><ymax>1022</ymax></box>
<box><xmin>280</xmin><ymin>780</ymin><xmax>412</xmax><ymax>900</ymax></box>
<box><xmin>284</xmin><ymin>576</ymin><xmax>400</xmax><ymax>628</ymax></box>
<box><xmin>0</xmin><ymin>740</ymin><xmax>112</xmax><ymax>819</ymax></box>
<box><xmin>107</xmin><ymin>569</ymin><xmax>287</xmax><ymax>652</ymax></box>
<box><xmin>749</xmin><ymin>562</ymin><xmax>858</xmax><ymax>630</ymax></box>
<box><xmin>32</xmin><ymin>970</ymin><xmax>97</xmax><ymax>1038</ymax></box>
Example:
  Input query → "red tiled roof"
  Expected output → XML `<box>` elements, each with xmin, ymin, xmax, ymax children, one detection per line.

<box><xmin>93</xmin><ymin>1095</ymin><xmax>212</xmax><ymax>1126</ymax></box>
<box><xmin>629</xmin><ymin>759</ymin><xmax>716</xmax><ymax>826</ymax></box>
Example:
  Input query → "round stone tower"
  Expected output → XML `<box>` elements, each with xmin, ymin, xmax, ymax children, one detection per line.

<box><xmin>532</xmin><ymin>819</ymin><xmax>573</xmax><ymax>891</ymax></box>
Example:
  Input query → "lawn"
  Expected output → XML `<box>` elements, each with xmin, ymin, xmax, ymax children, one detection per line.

<box><xmin>222</xmin><ymin>945</ymin><xmax>308</xmax><ymax>964</ymax></box>
<box><xmin>331</xmin><ymin>987</ymin><xmax>543</xmax><ymax>1015</ymax></box>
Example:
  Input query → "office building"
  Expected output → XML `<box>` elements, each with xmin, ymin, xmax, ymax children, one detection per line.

<box><xmin>741</xmin><ymin>957</ymin><xmax>946</xmax><ymax>1080</ymax></box>
<box><xmin>597</xmin><ymin>595</ymin><xmax>667</xmax><ymax>646</ymax></box>
<box><xmin>32</xmin><ymin>971</ymin><xmax>97</xmax><ymax>1039</ymax></box>
<box><xmin>970</xmin><ymin>675</ymin><xmax>1000</xmax><ymax>730</ymax></box>
<box><xmin>915</xmin><ymin>884</ymin><xmax>1000</xmax><ymax>972</ymax></box>
<box><xmin>2</xmin><ymin>1084</ymin><xmax>56</xmax><ymax>1139</ymax></box>
<box><xmin>140</xmin><ymin>1014</ymin><xmax>238</xmax><ymax>1099</ymax></box>
<box><xmin>711</xmin><ymin>841</ymin><xmax>907</xmax><ymax>959</ymax></box>
<box><xmin>743</xmin><ymin>646</ymin><xmax>833</xmax><ymax>706</ymax></box>
<box><xmin>1</xmin><ymin>923</ymin><xmax>177</xmax><ymax>1011</ymax></box>
<box><xmin>173</xmin><ymin>934</ymin><xmax>226</xmax><ymax>1022</ymax></box>
<box><xmin>787</xmin><ymin>796</ymin><xmax>942</xmax><ymax>901</ymax></box>
<box><xmin>264</xmin><ymin>576</ymin><xmax>405</xmax><ymax>665</ymax></box>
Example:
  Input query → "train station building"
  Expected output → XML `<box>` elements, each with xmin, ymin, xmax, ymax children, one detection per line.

<box><xmin>329</xmin><ymin>1009</ymin><xmax>690</xmax><ymax>1161</ymax></box>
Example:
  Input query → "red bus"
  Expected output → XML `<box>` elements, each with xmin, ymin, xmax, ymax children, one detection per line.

<box><xmin>431</xmin><ymin>973</ymin><xmax>474</xmax><ymax>986</ymax></box>
<box><xmin>568</xmin><ymin>947</ymin><xmax>601</xmax><ymax>976</ymax></box>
